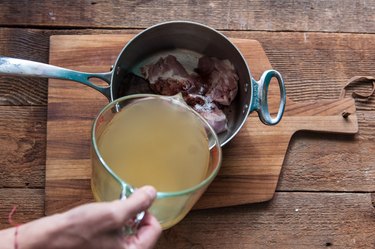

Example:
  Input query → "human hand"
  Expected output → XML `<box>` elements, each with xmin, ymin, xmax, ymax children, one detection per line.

<box><xmin>17</xmin><ymin>186</ymin><xmax>161</xmax><ymax>249</ymax></box>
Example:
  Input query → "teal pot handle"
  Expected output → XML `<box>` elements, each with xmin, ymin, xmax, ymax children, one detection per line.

<box><xmin>250</xmin><ymin>70</ymin><xmax>286</xmax><ymax>125</ymax></box>
<box><xmin>0</xmin><ymin>57</ymin><xmax>112</xmax><ymax>99</ymax></box>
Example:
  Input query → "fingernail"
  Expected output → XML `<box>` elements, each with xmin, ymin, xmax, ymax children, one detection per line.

<box><xmin>143</xmin><ymin>186</ymin><xmax>157</xmax><ymax>199</ymax></box>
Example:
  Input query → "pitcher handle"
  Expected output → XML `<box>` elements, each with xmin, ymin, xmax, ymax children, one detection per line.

<box><xmin>0</xmin><ymin>57</ymin><xmax>112</xmax><ymax>99</ymax></box>
<box><xmin>119</xmin><ymin>183</ymin><xmax>146</xmax><ymax>235</ymax></box>
<box><xmin>251</xmin><ymin>70</ymin><xmax>286</xmax><ymax>125</ymax></box>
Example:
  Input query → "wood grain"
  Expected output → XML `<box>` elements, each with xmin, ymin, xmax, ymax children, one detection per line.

<box><xmin>0</xmin><ymin>189</ymin><xmax>44</xmax><ymax>230</ymax></box>
<box><xmin>0</xmin><ymin>1</ymin><xmax>374</xmax><ymax>33</ymax></box>
<box><xmin>0</xmin><ymin>2</ymin><xmax>374</xmax><ymax>248</ymax></box>
<box><xmin>224</xmin><ymin>32</ymin><xmax>375</xmax><ymax>108</ymax></box>
<box><xmin>0</xmin><ymin>29</ymin><xmax>373</xmax><ymax>192</ymax></box>
<box><xmin>157</xmin><ymin>192</ymin><xmax>375</xmax><ymax>249</ymax></box>
<box><xmin>0</xmin><ymin>28</ymin><xmax>49</xmax><ymax>105</ymax></box>
<box><xmin>1</xmin><ymin>28</ymin><xmax>375</xmax><ymax>109</ymax></box>
<box><xmin>1</xmin><ymin>191</ymin><xmax>374</xmax><ymax>249</ymax></box>
<box><xmin>44</xmin><ymin>35</ymin><xmax>360</xmax><ymax>214</ymax></box>
<box><xmin>0</xmin><ymin>106</ymin><xmax>46</xmax><ymax>188</ymax></box>
<box><xmin>279</xmin><ymin>132</ymin><xmax>375</xmax><ymax>192</ymax></box>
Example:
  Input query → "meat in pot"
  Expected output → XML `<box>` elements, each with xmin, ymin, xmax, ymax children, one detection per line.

<box><xmin>197</xmin><ymin>56</ymin><xmax>239</xmax><ymax>106</ymax></box>
<box><xmin>141</xmin><ymin>55</ymin><xmax>206</xmax><ymax>96</ymax></box>
<box><xmin>140</xmin><ymin>55</ymin><xmax>239</xmax><ymax>134</ymax></box>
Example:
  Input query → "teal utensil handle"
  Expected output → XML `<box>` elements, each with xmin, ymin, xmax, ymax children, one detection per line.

<box><xmin>251</xmin><ymin>70</ymin><xmax>286</xmax><ymax>125</ymax></box>
<box><xmin>0</xmin><ymin>57</ymin><xmax>112</xmax><ymax>99</ymax></box>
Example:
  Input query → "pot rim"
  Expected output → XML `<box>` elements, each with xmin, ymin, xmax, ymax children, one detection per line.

<box><xmin>109</xmin><ymin>20</ymin><xmax>254</xmax><ymax>146</ymax></box>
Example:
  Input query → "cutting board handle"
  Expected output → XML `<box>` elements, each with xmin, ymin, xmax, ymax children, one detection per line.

<box><xmin>285</xmin><ymin>97</ymin><xmax>358</xmax><ymax>134</ymax></box>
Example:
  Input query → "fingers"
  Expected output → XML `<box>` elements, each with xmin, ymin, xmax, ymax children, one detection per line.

<box><xmin>60</xmin><ymin>186</ymin><xmax>161</xmax><ymax>248</ymax></box>
<box><xmin>135</xmin><ymin>212</ymin><xmax>162</xmax><ymax>248</ymax></box>
<box><xmin>121</xmin><ymin>212</ymin><xmax>162</xmax><ymax>249</ymax></box>
<box><xmin>113</xmin><ymin>186</ymin><xmax>157</xmax><ymax>227</ymax></box>
<box><xmin>69</xmin><ymin>186</ymin><xmax>156</xmax><ymax>231</ymax></box>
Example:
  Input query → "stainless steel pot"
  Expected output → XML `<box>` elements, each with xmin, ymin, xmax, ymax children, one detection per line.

<box><xmin>0</xmin><ymin>21</ymin><xmax>286</xmax><ymax>146</ymax></box>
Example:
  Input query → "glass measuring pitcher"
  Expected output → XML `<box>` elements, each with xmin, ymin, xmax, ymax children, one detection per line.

<box><xmin>91</xmin><ymin>94</ymin><xmax>222</xmax><ymax>229</ymax></box>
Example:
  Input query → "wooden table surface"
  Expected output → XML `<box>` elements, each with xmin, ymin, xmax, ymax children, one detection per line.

<box><xmin>0</xmin><ymin>1</ymin><xmax>374</xmax><ymax>248</ymax></box>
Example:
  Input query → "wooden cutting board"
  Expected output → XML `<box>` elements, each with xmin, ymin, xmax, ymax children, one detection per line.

<box><xmin>45</xmin><ymin>35</ymin><xmax>358</xmax><ymax>215</ymax></box>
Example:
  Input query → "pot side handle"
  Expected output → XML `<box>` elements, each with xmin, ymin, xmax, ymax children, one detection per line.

<box><xmin>0</xmin><ymin>57</ymin><xmax>112</xmax><ymax>99</ymax></box>
<box><xmin>251</xmin><ymin>70</ymin><xmax>286</xmax><ymax>125</ymax></box>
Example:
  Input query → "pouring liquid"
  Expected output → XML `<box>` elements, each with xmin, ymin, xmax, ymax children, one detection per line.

<box><xmin>97</xmin><ymin>98</ymin><xmax>210</xmax><ymax>192</ymax></box>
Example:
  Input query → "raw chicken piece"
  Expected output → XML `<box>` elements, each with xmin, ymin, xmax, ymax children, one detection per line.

<box><xmin>197</xmin><ymin>56</ymin><xmax>239</xmax><ymax>106</ymax></box>
<box><xmin>141</xmin><ymin>55</ymin><xmax>205</xmax><ymax>96</ymax></box>
<box><xmin>184</xmin><ymin>93</ymin><xmax>228</xmax><ymax>133</ymax></box>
